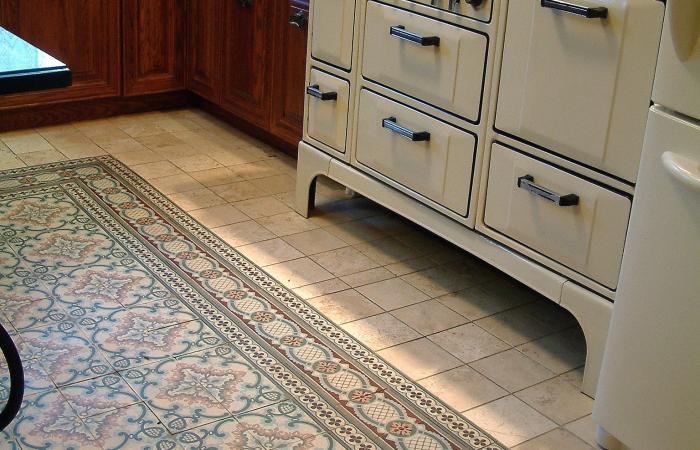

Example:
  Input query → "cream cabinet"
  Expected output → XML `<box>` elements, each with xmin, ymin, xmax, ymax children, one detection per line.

<box><xmin>407</xmin><ymin>0</ymin><xmax>494</xmax><ymax>22</ymax></box>
<box><xmin>306</xmin><ymin>69</ymin><xmax>351</xmax><ymax>153</ymax></box>
<box><xmin>362</xmin><ymin>1</ymin><xmax>487</xmax><ymax>122</ymax></box>
<box><xmin>356</xmin><ymin>89</ymin><xmax>475</xmax><ymax>216</ymax></box>
<box><xmin>495</xmin><ymin>0</ymin><xmax>664</xmax><ymax>182</ymax></box>
<box><xmin>311</xmin><ymin>0</ymin><xmax>356</xmax><ymax>69</ymax></box>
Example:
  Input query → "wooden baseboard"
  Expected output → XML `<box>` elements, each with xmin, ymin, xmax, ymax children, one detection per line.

<box><xmin>0</xmin><ymin>91</ymin><xmax>193</xmax><ymax>132</ymax></box>
<box><xmin>194</xmin><ymin>96</ymin><xmax>298</xmax><ymax>158</ymax></box>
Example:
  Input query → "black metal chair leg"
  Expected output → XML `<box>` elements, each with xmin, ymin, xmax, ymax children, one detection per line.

<box><xmin>0</xmin><ymin>324</ymin><xmax>23</xmax><ymax>431</ymax></box>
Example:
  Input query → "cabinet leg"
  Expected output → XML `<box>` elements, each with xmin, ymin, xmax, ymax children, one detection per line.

<box><xmin>295</xmin><ymin>143</ymin><xmax>332</xmax><ymax>218</ymax></box>
<box><xmin>596</xmin><ymin>426</ymin><xmax>627</xmax><ymax>450</ymax></box>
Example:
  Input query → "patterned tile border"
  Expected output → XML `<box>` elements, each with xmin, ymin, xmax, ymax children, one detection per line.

<box><xmin>0</xmin><ymin>157</ymin><xmax>506</xmax><ymax>450</ymax></box>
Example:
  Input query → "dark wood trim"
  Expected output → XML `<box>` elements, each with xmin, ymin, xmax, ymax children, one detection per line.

<box><xmin>0</xmin><ymin>91</ymin><xmax>192</xmax><ymax>132</ymax></box>
<box><xmin>195</xmin><ymin>95</ymin><xmax>298</xmax><ymax>157</ymax></box>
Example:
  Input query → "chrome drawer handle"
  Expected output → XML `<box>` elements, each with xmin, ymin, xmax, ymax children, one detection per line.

<box><xmin>382</xmin><ymin>117</ymin><xmax>431</xmax><ymax>142</ymax></box>
<box><xmin>517</xmin><ymin>175</ymin><xmax>580</xmax><ymax>206</ymax></box>
<box><xmin>306</xmin><ymin>85</ymin><xmax>337</xmax><ymax>101</ymax></box>
<box><xmin>389</xmin><ymin>25</ymin><xmax>440</xmax><ymax>47</ymax></box>
<box><xmin>541</xmin><ymin>0</ymin><xmax>608</xmax><ymax>19</ymax></box>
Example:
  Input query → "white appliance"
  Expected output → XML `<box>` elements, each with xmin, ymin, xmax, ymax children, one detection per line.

<box><xmin>593</xmin><ymin>1</ymin><xmax>700</xmax><ymax>449</ymax></box>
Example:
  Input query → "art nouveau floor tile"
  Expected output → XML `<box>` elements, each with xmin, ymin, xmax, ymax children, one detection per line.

<box><xmin>122</xmin><ymin>358</ymin><xmax>233</xmax><ymax>432</ymax></box>
<box><xmin>8</xmin><ymin>389</ymin><xmax>102</xmax><ymax>450</ymax></box>
<box><xmin>84</xmin><ymin>402</ymin><xmax>185</xmax><ymax>450</ymax></box>
<box><xmin>0</xmin><ymin>358</ymin><xmax>54</xmax><ymax>399</ymax></box>
<box><xmin>92</xmin><ymin>317</ymin><xmax>222</xmax><ymax>370</ymax></box>
<box><xmin>60</xmin><ymin>374</ymin><xmax>141</xmax><ymax>418</ymax></box>
<box><xmin>0</xmin><ymin>290</ymin><xmax>66</xmax><ymax>332</ymax></box>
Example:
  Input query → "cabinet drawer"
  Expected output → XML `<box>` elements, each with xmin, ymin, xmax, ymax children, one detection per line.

<box><xmin>496</xmin><ymin>0</ymin><xmax>664</xmax><ymax>181</ymax></box>
<box><xmin>356</xmin><ymin>89</ymin><xmax>475</xmax><ymax>216</ymax></box>
<box><xmin>484</xmin><ymin>144</ymin><xmax>631</xmax><ymax>289</ymax></box>
<box><xmin>306</xmin><ymin>69</ymin><xmax>350</xmax><ymax>153</ymax></box>
<box><xmin>363</xmin><ymin>1</ymin><xmax>487</xmax><ymax>122</ymax></box>
<box><xmin>407</xmin><ymin>0</ymin><xmax>493</xmax><ymax>23</ymax></box>
<box><xmin>311</xmin><ymin>0</ymin><xmax>356</xmax><ymax>69</ymax></box>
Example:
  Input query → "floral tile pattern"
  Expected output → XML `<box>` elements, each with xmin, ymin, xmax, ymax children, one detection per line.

<box><xmin>0</xmin><ymin>158</ymin><xmax>506</xmax><ymax>450</ymax></box>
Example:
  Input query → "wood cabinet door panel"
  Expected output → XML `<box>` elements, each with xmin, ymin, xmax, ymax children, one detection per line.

<box><xmin>185</xmin><ymin>0</ymin><xmax>222</xmax><ymax>102</ymax></box>
<box><xmin>0</xmin><ymin>0</ymin><xmax>120</xmax><ymax>108</ymax></box>
<box><xmin>123</xmin><ymin>0</ymin><xmax>185</xmax><ymax>96</ymax></box>
<box><xmin>220</xmin><ymin>0</ymin><xmax>273</xmax><ymax>127</ymax></box>
<box><xmin>270</xmin><ymin>0</ymin><xmax>309</xmax><ymax>148</ymax></box>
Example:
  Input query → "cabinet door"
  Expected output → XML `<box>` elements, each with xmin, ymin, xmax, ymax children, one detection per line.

<box><xmin>220</xmin><ymin>0</ymin><xmax>273</xmax><ymax>128</ymax></box>
<box><xmin>0</xmin><ymin>0</ymin><xmax>120</xmax><ymax>107</ymax></box>
<box><xmin>123</xmin><ymin>0</ymin><xmax>185</xmax><ymax>96</ymax></box>
<box><xmin>270</xmin><ymin>0</ymin><xmax>309</xmax><ymax>148</ymax></box>
<box><xmin>185</xmin><ymin>0</ymin><xmax>222</xmax><ymax>102</ymax></box>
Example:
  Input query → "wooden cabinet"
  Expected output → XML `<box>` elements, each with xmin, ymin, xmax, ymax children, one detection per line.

<box><xmin>185</xmin><ymin>0</ymin><xmax>222</xmax><ymax>103</ymax></box>
<box><xmin>0</xmin><ymin>0</ymin><xmax>120</xmax><ymax>107</ymax></box>
<box><xmin>270</xmin><ymin>0</ymin><xmax>310</xmax><ymax>146</ymax></box>
<box><xmin>220</xmin><ymin>0</ymin><xmax>274</xmax><ymax>128</ymax></box>
<box><xmin>123</xmin><ymin>0</ymin><xmax>185</xmax><ymax>96</ymax></box>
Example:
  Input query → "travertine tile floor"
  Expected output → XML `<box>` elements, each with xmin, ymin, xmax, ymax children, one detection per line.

<box><xmin>0</xmin><ymin>108</ymin><xmax>600</xmax><ymax>449</ymax></box>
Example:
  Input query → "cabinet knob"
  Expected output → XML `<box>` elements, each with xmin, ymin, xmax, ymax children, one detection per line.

<box><xmin>289</xmin><ymin>11</ymin><xmax>308</xmax><ymax>28</ymax></box>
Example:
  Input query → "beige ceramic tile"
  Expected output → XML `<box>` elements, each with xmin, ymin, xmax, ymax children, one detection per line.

<box><xmin>1</xmin><ymin>130</ymin><xmax>54</xmax><ymax>154</ymax></box>
<box><xmin>438</xmin><ymin>280</ymin><xmax>538</xmax><ymax>321</ymax></box>
<box><xmin>0</xmin><ymin>153</ymin><xmax>25</xmax><ymax>170</ymax></box>
<box><xmin>283</xmin><ymin>229</ymin><xmax>347</xmax><ymax>255</ymax></box>
<box><xmin>211</xmin><ymin>180</ymin><xmax>263</xmax><ymax>202</ymax></box>
<box><xmin>378</xmin><ymin>338</ymin><xmax>461</xmax><ymax>380</ymax></box>
<box><xmin>188</xmin><ymin>204</ymin><xmax>249</xmax><ymax>228</ymax></box>
<box><xmin>207</xmin><ymin>147</ymin><xmax>262</xmax><ymax>166</ymax></box>
<box><xmin>310</xmin><ymin>247</ymin><xmax>380</xmax><ymax>277</ymax></box>
<box><xmin>559</xmin><ymin>367</ymin><xmax>585</xmax><ymax>391</ymax></box>
<box><xmin>418</xmin><ymin>365</ymin><xmax>507</xmax><ymax>412</ymax></box>
<box><xmin>97</xmin><ymin>138</ymin><xmax>149</xmax><ymax>155</ymax></box>
<box><xmin>429</xmin><ymin>324</ymin><xmax>510</xmax><ymax>364</ymax></box>
<box><xmin>392</xmin><ymin>300</ymin><xmax>468</xmax><ymax>335</ymax></box>
<box><xmin>249</xmin><ymin>174</ymin><xmax>296</xmax><ymax>195</ymax></box>
<box><xmin>153</xmin><ymin>144</ymin><xmax>201</xmax><ymax>160</ymax></box>
<box><xmin>341</xmin><ymin>313</ymin><xmax>421</xmax><ymax>351</ymax></box>
<box><xmin>353</xmin><ymin>237</ymin><xmax>420</xmax><ymax>265</ymax></box>
<box><xmin>401</xmin><ymin>265</ymin><xmax>479</xmax><ymax>298</ymax></box>
<box><xmin>293</xmin><ymin>279</ymin><xmax>351</xmax><ymax>300</ymax></box>
<box><xmin>356</xmin><ymin>278</ymin><xmax>429</xmax><ymax>311</ymax></box>
<box><xmin>136</xmin><ymin>132</ymin><xmax>185</xmax><ymax>149</ymax></box>
<box><xmin>212</xmin><ymin>220</ymin><xmax>276</xmax><ymax>247</ymax></box>
<box><xmin>339</xmin><ymin>267</ymin><xmax>395</xmax><ymax>288</ymax></box>
<box><xmin>150</xmin><ymin>174</ymin><xmax>203</xmax><ymax>195</ymax></box>
<box><xmin>19</xmin><ymin>150</ymin><xmax>66</xmax><ymax>166</ymax></box>
<box><xmin>227</xmin><ymin>160</ymin><xmax>280</xmax><ymax>180</ymax></box>
<box><xmin>257</xmin><ymin>211</ymin><xmax>319</xmax><ymax>237</ymax></box>
<box><xmin>167</xmin><ymin>188</ymin><xmax>226</xmax><ymax>211</ymax></box>
<box><xmin>513</xmin><ymin>428</ymin><xmax>594</xmax><ymax>450</ymax></box>
<box><xmin>564</xmin><ymin>415</ymin><xmax>598</xmax><ymax>448</ymax></box>
<box><xmin>515</xmin><ymin>377</ymin><xmax>593</xmax><ymax>425</ymax></box>
<box><xmin>190</xmin><ymin>167</ymin><xmax>243</xmax><ymax>187</ymax></box>
<box><xmin>306</xmin><ymin>290</ymin><xmax>383</xmax><ymax>324</ymax></box>
<box><xmin>264</xmin><ymin>257</ymin><xmax>334</xmax><ymax>288</ymax></box>
<box><xmin>235</xmin><ymin>197</ymin><xmax>293</xmax><ymax>220</ymax></box>
<box><xmin>59</xmin><ymin>143</ymin><xmax>107</xmax><ymax>159</ymax></box>
<box><xmin>237</xmin><ymin>238</ymin><xmax>304</xmax><ymax>266</ymax></box>
<box><xmin>113</xmin><ymin>149</ymin><xmax>164</xmax><ymax>166</ymax></box>
<box><xmin>463</xmin><ymin>396</ymin><xmax>558</xmax><ymax>447</ymax></box>
<box><xmin>385</xmin><ymin>256</ymin><xmax>436</xmax><ymax>277</ymax></box>
<box><xmin>39</xmin><ymin>130</ymin><xmax>92</xmax><ymax>149</ymax></box>
<box><xmin>470</xmin><ymin>349</ymin><xmax>555</xmax><ymax>393</ymax></box>
<box><xmin>323</xmin><ymin>220</ymin><xmax>388</xmax><ymax>245</ymax></box>
<box><xmin>170</xmin><ymin>155</ymin><xmax>223</xmax><ymax>172</ymax></box>
<box><xmin>131</xmin><ymin>161</ymin><xmax>182</xmax><ymax>179</ymax></box>
<box><xmin>517</xmin><ymin>327</ymin><xmax>587</xmax><ymax>375</ymax></box>
<box><xmin>476</xmin><ymin>300</ymin><xmax>576</xmax><ymax>346</ymax></box>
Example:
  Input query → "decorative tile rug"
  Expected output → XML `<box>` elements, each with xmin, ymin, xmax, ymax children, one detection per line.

<box><xmin>0</xmin><ymin>157</ymin><xmax>505</xmax><ymax>450</ymax></box>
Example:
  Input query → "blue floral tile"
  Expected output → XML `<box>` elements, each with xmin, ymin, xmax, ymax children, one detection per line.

<box><xmin>0</xmin><ymin>358</ymin><xmax>54</xmax><ymax>400</ymax></box>
<box><xmin>122</xmin><ymin>358</ymin><xmax>231</xmax><ymax>433</ymax></box>
<box><xmin>83</xmin><ymin>403</ymin><xmax>183</xmax><ymax>450</ymax></box>
<box><xmin>7</xmin><ymin>389</ymin><xmax>102</xmax><ymax>450</ymax></box>
<box><xmin>18</xmin><ymin>322</ymin><xmax>114</xmax><ymax>386</ymax></box>
<box><xmin>60</xmin><ymin>374</ymin><xmax>141</xmax><ymax>418</ymax></box>
<box><xmin>1</xmin><ymin>295</ymin><xmax>68</xmax><ymax>331</ymax></box>
<box><xmin>0</xmin><ymin>430</ymin><xmax>20</xmax><ymax>450</ymax></box>
<box><xmin>177</xmin><ymin>402</ymin><xmax>337</xmax><ymax>450</ymax></box>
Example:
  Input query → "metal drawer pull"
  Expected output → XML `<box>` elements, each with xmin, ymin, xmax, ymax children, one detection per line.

<box><xmin>382</xmin><ymin>117</ymin><xmax>431</xmax><ymax>142</ymax></box>
<box><xmin>306</xmin><ymin>85</ymin><xmax>337</xmax><ymax>101</ymax></box>
<box><xmin>517</xmin><ymin>175</ymin><xmax>580</xmax><ymax>206</ymax></box>
<box><xmin>541</xmin><ymin>0</ymin><xmax>608</xmax><ymax>19</ymax></box>
<box><xmin>389</xmin><ymin>26</ymin><xmax>440</xmax><ymax>47</ymax></box>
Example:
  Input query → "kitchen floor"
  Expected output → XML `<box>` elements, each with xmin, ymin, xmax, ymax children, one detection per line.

<box><xmin>0</xmin><ymin>108</ymin><xmax>598</xmax><ymax>449</ymax></box>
